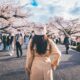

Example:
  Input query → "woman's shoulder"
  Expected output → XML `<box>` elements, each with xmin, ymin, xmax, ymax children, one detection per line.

<box><xmin>48</xmin><ymin>38</ymin><xmax>57</xmax><ymax>48</ymax></box>
<box><xmin>48</xmin><ymin>38</ymin><xmax>55</xmax><ymax>44</ymax></box>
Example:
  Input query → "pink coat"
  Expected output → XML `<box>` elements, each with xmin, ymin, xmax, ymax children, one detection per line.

<box><xmin>25</xmin><ymin>39</ymin><xmax>61</xmax><ymax>80</ymax></box>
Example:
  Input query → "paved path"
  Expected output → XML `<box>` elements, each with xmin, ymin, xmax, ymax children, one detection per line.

<box><xmin>0</xmin><ymin>45</ymin><xmax>80</xmax><ymax>80</ymax></box>
<box><xmin>54</xmin><ymin>45</ymin><xmax>80</xmax><ymax>80</ymax></box>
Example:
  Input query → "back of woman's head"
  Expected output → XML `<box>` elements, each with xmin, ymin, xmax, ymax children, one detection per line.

<box><xmin>31</xmin><ymin>35</ymin><xmax>48</xmax><ymax>55</ymax></box>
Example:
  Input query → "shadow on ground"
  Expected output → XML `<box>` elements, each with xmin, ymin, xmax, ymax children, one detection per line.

<box><xmin>0</xmin><ymin>68</ymin><xmax>25</xmax><ymax>80</ymax></box>
<box><xmin>0</xmin><ymin>56</ymin><xmax>26</xmax><ymax>62</ymax></box>
<box><xmin>54</xmin><ymin>49</ymin><xmax>80</xmax><ymax>80</ymax></box>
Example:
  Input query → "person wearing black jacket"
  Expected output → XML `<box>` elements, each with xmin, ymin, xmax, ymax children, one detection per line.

<box><xmin>64</xmin><ymin>36</ymin><xmax>70</xmax><ymax>54</ymax></box>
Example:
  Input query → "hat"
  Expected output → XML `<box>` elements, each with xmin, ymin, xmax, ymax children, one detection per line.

<box><xmin>34</xmin><ymin>24</ymin><xmax>47</xmax><ymax>35</ymax></box>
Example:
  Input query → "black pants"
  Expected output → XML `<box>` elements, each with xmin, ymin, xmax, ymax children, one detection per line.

<box><xmin>3</xmin><ymin>41</ymin><xmax>6</xmax><ymax>50</ymax></box>
<box><xmin>65</xmin><ymin>44</ymin><xmax>69</xmax><ymax>54</ymax></box>
<box><xmin>16</xmin><ymin>42</ymin><xmax>23</xmax><ymax>57</ymax></box>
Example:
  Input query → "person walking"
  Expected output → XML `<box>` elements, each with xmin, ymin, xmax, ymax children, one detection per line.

<box><xmin>25</xmin><ymin>24</ymin><xmax>61</xmax><ymax>80</ymax></box>
<box><xmin>64</xmin><ymin>35</ymin><xmax>70</xmax><ymax>54</ymax></box>
<box><xmin>9</xmin><ymin>33</ymin><xmax>15</xmax><ymax>56</ymax></box>
<box><xmin>24</xmin><ymin>34</ymin><xmax>30</xmax><ymax>49</ymax></box>
<box><xmin>6</xmin><ymin>35</ymin><xmax>10</xmax><ymax>50</ymax></box>
<box><xmin>2</xmin><ymin>33</ymin><xmax>7</xmax><ymax>50</ymax></box>
<box><xmin>16</xmin><ymin>33</ymin><xmax>23</xmax><ymax>58</ymax></box>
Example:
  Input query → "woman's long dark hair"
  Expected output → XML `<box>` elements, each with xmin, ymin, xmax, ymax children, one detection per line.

<box><xmin>31</xmin><ymin>35</ymin><xmax>48</xmax><ymax>55</ymax></box>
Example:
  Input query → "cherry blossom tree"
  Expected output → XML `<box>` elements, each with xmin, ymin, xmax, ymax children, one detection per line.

<box><xmin>0</xmin><ymin>3</ymin><xmax>31</xmax><ymax>32</ymax></box>
<box><xmin>47</xmin><ymin>17</ymin><xmax>80</xmax><ymax>37</ymax></box>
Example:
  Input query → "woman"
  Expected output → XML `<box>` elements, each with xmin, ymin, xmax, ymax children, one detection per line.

<box><xmin>25</xmin><ymin>24</ymin><xmax>61</xmax><ymax>80</ymax></box>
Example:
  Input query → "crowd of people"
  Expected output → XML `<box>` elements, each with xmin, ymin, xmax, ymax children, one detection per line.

<box><xmin>0</xmin><ymin>30</ymin><xmax>30</xmax><ymax>57</ymax></box>
<box><xmin>0</xmin><ymin>28</ymin><xmax>79</xmax><ymax>80</ymax></box>
<box><xmin>0</xmin><ymin>25</ymin><xmax>79</xmax><ymax>80</ymax></box>
<box><xmin>0</xmin><ymin>25</ymin><xmax>62</xmax><ymax>80</ymax></box>
<box><xmin>0</xmin><ymin>29</ymin><xmax>75</xmax><ymax>58</ymax></box>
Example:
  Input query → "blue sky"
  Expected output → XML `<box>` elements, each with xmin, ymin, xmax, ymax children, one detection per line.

<box><xmin>0</xmin><ymin>0</ymin><xmax>80</xmax><ymax>23</ymax></box>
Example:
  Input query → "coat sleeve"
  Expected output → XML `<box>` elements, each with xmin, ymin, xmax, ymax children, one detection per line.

<box><xmin>25</xmin><ymin>39</ymin><xmax>34</xmax><ymax>73</ymax></box>
<box><xmin>49</xmin><ymin>39</ymin><xmax>61</xmax><ymax>70</ymax></box>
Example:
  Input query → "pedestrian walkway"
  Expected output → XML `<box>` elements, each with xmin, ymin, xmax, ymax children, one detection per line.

<box><xmin>0</xmin><ymin>44</ymin><xmax>80</xmax><ymax>80</ymax></box>
<box><xmin>54</xmin><ymin>44</ymin><xmax>80</xmax><ymax>80</ymax></box>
